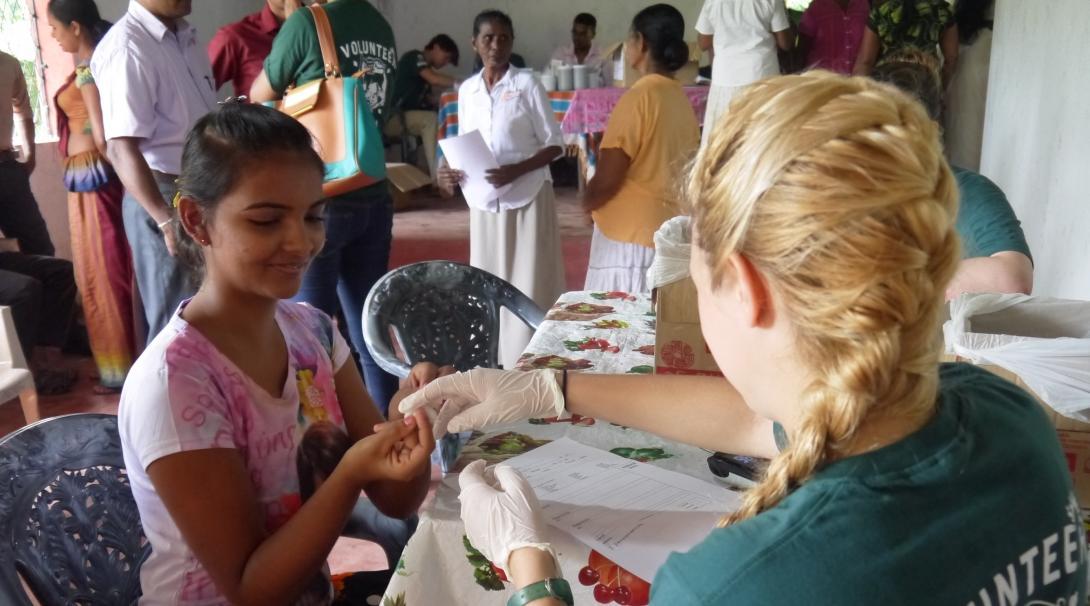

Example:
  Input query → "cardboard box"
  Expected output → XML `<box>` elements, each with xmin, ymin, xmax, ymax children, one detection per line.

<box><xmin>385</xmin><ymin>162</ymin><xmax>431</xmax><ymax>211</ymax></box>
<box><xmin>603</xmin><ymin>41</ymin><xmax>703</xmax><ymax>87</ymax></box>
<box><xmin>943</xmin><ymin>354</ymin><xmax>1090</xmax><ymax>507</ymax></box>
<box><xmin>653</xmin><ymin>278</ymin><xmax>721</xmax><ymax>376</ymax></box>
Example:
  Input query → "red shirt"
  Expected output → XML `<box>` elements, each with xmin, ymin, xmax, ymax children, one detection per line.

<box><xmin>799</xmin><ymin>0</ymin><xmax>870</xmax><ymax>74</ymax></box>
<box><xmin>207</xmin><ymin>4</ymin><xmax>280</xmax><ymax>96</ymax></box>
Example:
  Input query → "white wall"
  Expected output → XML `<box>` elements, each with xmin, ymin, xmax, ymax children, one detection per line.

<box><xmin>980</xmin><ymin>0</ymin><xmax>1090</xmax><ymax>300</ymax></box>
<box><xmin>384</xmin><ymin>0</ymin><xmax>707</xmax><ymax>76</ymax></box>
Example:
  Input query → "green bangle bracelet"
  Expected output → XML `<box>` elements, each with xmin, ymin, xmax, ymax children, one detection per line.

<box><xmin>507</xmin><ymin>577</ymin><xmax>574</xmax><ymax>606</ymax></box>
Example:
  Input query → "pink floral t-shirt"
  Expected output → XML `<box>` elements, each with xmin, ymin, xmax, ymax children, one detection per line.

<box><xmin>119</xmin><ymin>301</ymin><xmax>351</xmax><ymax>605</ymax></box>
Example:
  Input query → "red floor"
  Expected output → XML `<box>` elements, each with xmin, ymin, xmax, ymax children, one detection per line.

<box><xmin>389</xmin><ymin>186</ymin><xmax>591</xmax><ymax>289</ymax></box>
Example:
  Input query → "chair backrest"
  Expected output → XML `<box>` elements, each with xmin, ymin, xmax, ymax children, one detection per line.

<box><xmin>0</xmin><ymin>414</ymin><xmax>150</xmax><ymax>606</ymax></box>
<box><xmin>363</xmin><ymin>261</ymin><xmax>546</xmax><ymax>378</ymax></box>
<box><xmin>0</xmin><ymin>306</ymin><xmax>28</xmax><ymax>371</ymax></box>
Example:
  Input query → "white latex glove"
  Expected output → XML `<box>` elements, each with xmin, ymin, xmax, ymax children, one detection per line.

<box><xmin>458</xmin><ymin>460</ymin><xmax>554</xmax><ymax>572</ymax></box>
<box><xmin>398</xmin><ymin>368</ymin><xmax>567</xmax><ymax>437</ymax></box>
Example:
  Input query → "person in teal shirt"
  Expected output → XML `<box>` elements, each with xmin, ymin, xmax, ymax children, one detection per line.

<box><xmin>871</xmin><ymin>51</ymin><xmax>1034</xmax><ymax>300</ymax></box>
<box><xmin>249</xmin><ymin>0</ymin><xmax>402</xmax><ymax>414</ymax></box>
<box><xmin>399</xmin><ymin>70</ymin><xmax>1085</xmax><ymax>605</ymax></box>
<box><xmin>386</xmin><ymin>35</ymin><xmax>460</xmax><ymax>181</ymax></box>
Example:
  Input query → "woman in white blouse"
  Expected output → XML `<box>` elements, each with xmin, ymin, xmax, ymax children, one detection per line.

<box><xmin>438</xmin><ymin>9</ymin><xmax>565</xmax><ymax>369</ymax></box>
<box><xmin>696</xmin><ymin>0</ymin><xmax>792</xmax><ymax>147</ymax></box>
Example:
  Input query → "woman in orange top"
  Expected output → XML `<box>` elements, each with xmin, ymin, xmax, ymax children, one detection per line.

<box><xmin>583</xmin><ymin>4</ymin><xmax>700</xmax><ymax>294</ymax></box>
<box><xmin>48</xmin><ymin>0</ymin><xmax>135</xmax><ymax>392</ymax></box>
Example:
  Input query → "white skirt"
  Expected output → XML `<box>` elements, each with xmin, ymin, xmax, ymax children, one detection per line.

<box><xmin>584</xmin><ymin>226</ymin><xmax>655</xmax><ymax>295</ymax></box>
<box><xmin>701</xmin><ymin>83</ymin><xmax>747</xmax><ymax>148</ymax></box>
<box><xmin>470</xmin><ymin>184</ymin><xmax>566</xmax><ymax>369</ymax></box>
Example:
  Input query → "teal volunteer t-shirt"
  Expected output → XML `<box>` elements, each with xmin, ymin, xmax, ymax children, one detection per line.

<box><xmin>954</xmin><ymin>166</ymin><xmax>1033</xmax><ymax>261</ymax></box>
<box><xmin>391</xmin><ymin>50</ymin><xmax>431</xmax><ymax>111</ymax></box>
<box><xmin>264</xmin><ymin>0</ymin><xmax>397</xmax><ymax>125</ymax></box>
<box><xmin>652</xmin><ymin>363</ymin><xmax>1087</xmax><ymax>605</ymax></box>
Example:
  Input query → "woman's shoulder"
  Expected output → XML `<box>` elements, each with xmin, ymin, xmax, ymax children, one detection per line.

<box><xmin>458</xmin><ymin>73</ymin><xmax>482</xmax><ymax>96</ymax></box>
<box><xmin>277</xmin><ymin>300</ymin><xmax>335</xmax><ymax>338</ymax></box>
<box><xmin>509</xmin><ymin>69</ymin><xmax>544</xmax><ymax>92</ymax></box>
<box><xmin>74</xmin><ymin>63</ymin><xmax>95</xmax><ymax>88</ymax></box>
<box><xmin>119</xmin><ymin>318</ymin><xmax>222</xmax><ymax>425</ymax></box>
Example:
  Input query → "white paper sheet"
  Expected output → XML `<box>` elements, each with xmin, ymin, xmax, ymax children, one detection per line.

<box><xmin>437</xmin><ymin>130</ymin><xmax>510</xmax><ymax>209</ymax></box>
<box><xmin>505</xmin><ymin>438</ymin><xmax>741</xmax><ymax>581</ymax></box>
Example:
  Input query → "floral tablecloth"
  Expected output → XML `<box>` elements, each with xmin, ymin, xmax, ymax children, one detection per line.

<box><xmin>382</xmin><ymin>291</ymin><xmax>746</xmax><ymax>606</ymax></box>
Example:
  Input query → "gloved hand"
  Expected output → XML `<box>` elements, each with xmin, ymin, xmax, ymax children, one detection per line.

<box><xmin>458</xmin><ymin>459</ymin><xmax>554</xmax><ymax>572</ymax></box>
<box><xmin>398</xmin><ymin>368</ymin><xmax>567</xmax><ymax>437</ymax></box>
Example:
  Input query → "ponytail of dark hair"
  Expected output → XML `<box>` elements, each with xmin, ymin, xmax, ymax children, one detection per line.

<box><xmin>173</xmin><ymin>102</ymin><xmax>325</xmax><ymax>281</ymax></box>
<box><xmin>631</xmin><ymin>4</ymin><xmax>689</xmax><ymax>73</ymax></box>
<box><xmin>47</xmin><ymin>0</ymin><xmax>111</xmax><ymax>45</ymax></box>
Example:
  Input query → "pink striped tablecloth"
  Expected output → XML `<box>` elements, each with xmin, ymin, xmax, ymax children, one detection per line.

<box><xmin>559</xmin><ymin>86</ymin><xmax>709</xmax><ymax>135</ymax></box>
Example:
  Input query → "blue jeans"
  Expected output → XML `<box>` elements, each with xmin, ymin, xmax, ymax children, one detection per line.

<box><xmin>294</xmin><ymin>186</ymin><xmax>399</xmax><ymax>414</ymax></box>
<box><xmin>122</xmin><ymin>175</ymin><xmax>193</xmax><ymax>344</ymax></box>
<box><xmin>342</xmin><ymin>501</ymin><xmax>417</xmax><ymax>568</ymax></box>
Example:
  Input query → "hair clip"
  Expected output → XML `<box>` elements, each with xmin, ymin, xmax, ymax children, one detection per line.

<box><xmin>219</xmin><ymin>95</ymin><xmax>248</xmax><ymax>105</ymax></box>
<box><xmin>172</xmin><ymin>191</ymin><xmax>182</xmax><ymax>208</ymax></box>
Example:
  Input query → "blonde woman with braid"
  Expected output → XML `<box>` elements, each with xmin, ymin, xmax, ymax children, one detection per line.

<box><xmin>399</xmin><ymin>72</ymin><xmax>1087</xmax><ymax>605</ymax></box>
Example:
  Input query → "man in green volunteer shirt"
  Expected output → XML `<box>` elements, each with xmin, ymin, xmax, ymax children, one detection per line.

<box><xmin>870</xmin><ymin>55</ymin><xmax>1034</xmax><ymax>300</ymax></box>
<box><xmin>250</xmin><ymin>0</ymin><xmax>400</xmax><ymax>413</ymax></box>
<box><xmin>385</xmin><ymin>34</ymin><xmax>460</xmax><ymax>181</ymax></box>
<box><xmin>948</xmin><ymin>166</ymin><xmax>1034</xmax><ymax>298</ymax></box>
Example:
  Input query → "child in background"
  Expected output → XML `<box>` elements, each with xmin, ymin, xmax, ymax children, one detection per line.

<box><xmin>119</xmin><ymin>102</ymin><xmax>433</xmax><ymax>606</ymax></box>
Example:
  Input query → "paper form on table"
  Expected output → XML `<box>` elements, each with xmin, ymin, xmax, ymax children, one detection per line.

<box><xmin>505</xmin><ymin>437</ymin><xmax>741</xmax><ymax>581</ymax></box>
<box><xmin>437</xmin><ymin>129</ymin><xmax>511</xmax><ymax>210</ymax></box>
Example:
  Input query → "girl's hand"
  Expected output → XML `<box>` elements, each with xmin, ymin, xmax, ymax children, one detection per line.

<box><xmin>458</xmin><ymin>460</ymin><xmax>554</xmax><ymax>572</ymax></box>
<box><xmin>437</xmin><ymin>166</ymin><xmax>466</xmax><ymax>197</ymax></box>
<box><xmin>343</xmin><ymin>410</ymin><xmax>434</xmax><ymax>486</ymax></box>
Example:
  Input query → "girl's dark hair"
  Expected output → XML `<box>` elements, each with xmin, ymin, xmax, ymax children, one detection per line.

<box><xmin>47</xmin><ymin>0</ymin><xmax>111</xmax><ymax>45</ymax></box>
<box><xmin>473</xmin><ymin>9</ymin><xmax>514</xmax><ymax>38</ymax></box>
<box><xmin>296</xmin><ymin>422</ymin><xmax>352</xmax><ymax>501</ymax></box>
<box><xmin>956</xmin><ymin>0</ymin><xmax>994</xmax><ymax>44</ymax></box>
<box><xmin>174</xmin><ymin>102</ymin><xmax>324</xmax><ymax>279</ymax></box>
<box><xmin>631</xmin><ymin>4</ymin><xmax>689</xmax><ymax>73</ymax></box>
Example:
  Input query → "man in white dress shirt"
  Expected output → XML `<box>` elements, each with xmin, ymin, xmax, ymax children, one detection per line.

<box><xmin>550</xmin><ymin>13</ymin><xmax>607</xmax><ymax>81</ymax></box>
<box><xmin>92</xmin><ymin>0</ymin><xmax>218</xmax><ymax>342</ymax></box>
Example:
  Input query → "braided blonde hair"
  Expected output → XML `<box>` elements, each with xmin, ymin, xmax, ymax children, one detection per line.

<box><xmin>687</xmin><ymin>72</ymin><xmax>961</xmax><ymax>527</ymax></box>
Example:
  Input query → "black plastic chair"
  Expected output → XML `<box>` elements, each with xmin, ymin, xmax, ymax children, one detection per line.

<box><xmin>0</xmin><ymin>414</ymin><xmax>150</xmax><ymax>606</ymax></box>
<box><xmin>363</xmin><ymin>261</ymin><xmax>546</xmax><ymax>377</ymax></box>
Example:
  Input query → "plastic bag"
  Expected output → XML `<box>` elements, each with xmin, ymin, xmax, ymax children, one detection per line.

<box><xmin>646</xmin><ymin>216</ymin><xmax>692</xmax><ymax>289</ymax></box>
<box><xmin>944</xmin><ymin>293</ymin><xmax>1090</xmax><ymax>420</ymax></box>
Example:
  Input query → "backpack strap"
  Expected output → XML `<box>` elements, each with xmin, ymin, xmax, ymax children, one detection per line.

<box><xmin>309</xmin><ymin>4</ymin><xmax>341</xmax><ymax>79</ymax></box>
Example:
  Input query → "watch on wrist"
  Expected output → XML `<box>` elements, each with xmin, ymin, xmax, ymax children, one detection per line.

<box><xmin>507</xmin><ymin>577</ymin><xmax>574</xmax><ymax>606</ymax></box>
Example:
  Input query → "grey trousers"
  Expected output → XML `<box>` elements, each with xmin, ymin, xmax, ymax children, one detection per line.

<box><xmin>121</xmin><ymin>174</ymin><xmax>193</xmax><ymax>344</ymax></box>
